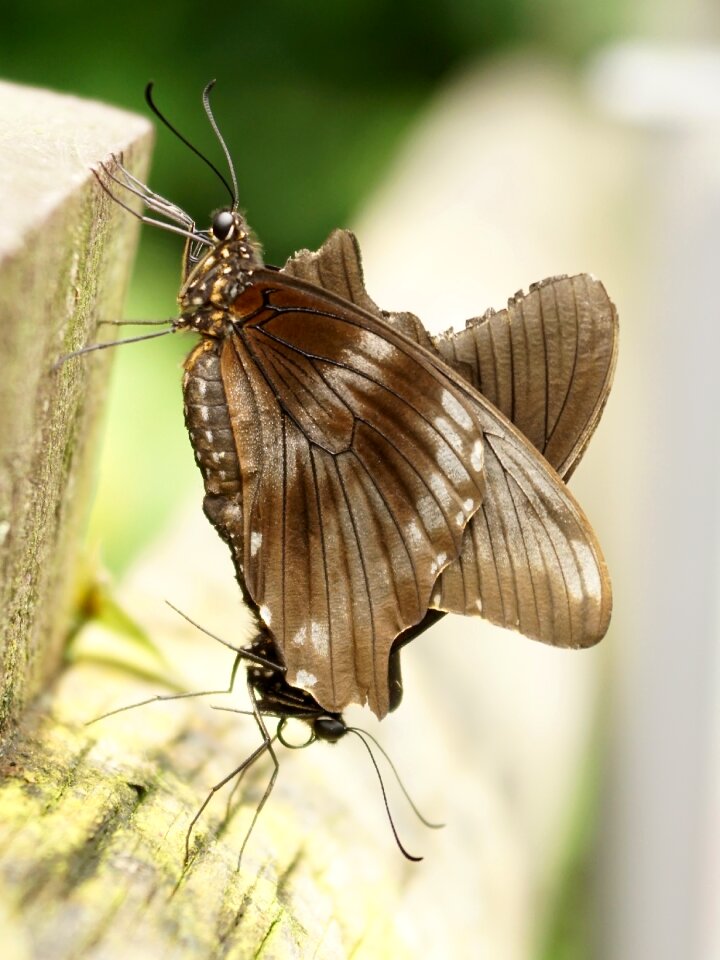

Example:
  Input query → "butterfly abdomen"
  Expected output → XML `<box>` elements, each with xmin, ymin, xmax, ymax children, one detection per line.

<box><xmin>183</xmin><ymin>342</ymin><xmax>245</xmax><ymax>564</ymax></box>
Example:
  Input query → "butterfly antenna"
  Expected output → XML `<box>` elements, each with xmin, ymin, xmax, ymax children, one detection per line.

<box><xmin>163</xmin><ymin>601</ymin><xmax>283</xmax><ymax>673</ymax></box>
<box><xmin>202</xmin><ymin>80</ymin><xmax>239</xmax><ymax>211</ymax></box>
<box><xmin>347</xmin><ymin>728</ymin><xmax>423</xmax><ymax>862</ymax></box>
<box><xmin>144</xmin><ymin>81</ymin><xmax>235</xmax><ymax>207</ymax></box>
<box><xmin>52</xmin><ymin>328</ymin><xmax>173</xmax><ymax>372</ymax></box>
<box><xmin>348</xmin><ymin>726</ymin><xmax>444</xmax><ymax>830</ymax></box>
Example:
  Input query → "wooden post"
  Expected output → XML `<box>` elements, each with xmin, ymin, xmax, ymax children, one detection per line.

<box><xmin>0</xmin><ymin>81</ymin><xmax>152</xmax><ymax>734</ymax></box>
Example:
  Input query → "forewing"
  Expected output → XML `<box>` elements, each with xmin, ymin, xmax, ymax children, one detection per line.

<box><xmin>224</xmin><ymin>273</ymin><xmax>488</xmax><ymax>717</ymax></box>
<box><xmin>282</xmin><ymin>236</ymin><xmax>614</xmax><ymax>648</ymax></box>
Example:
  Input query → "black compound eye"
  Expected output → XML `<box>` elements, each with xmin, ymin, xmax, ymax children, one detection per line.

<box><xmin>212</xmin><ymin>210</ymin><xmax>234</xmax><ymax>241</ymax></box>
<box><xmin>313</xmin><ymin>715</ymin><xmax>347</xmax><ymax>743</ymax></box>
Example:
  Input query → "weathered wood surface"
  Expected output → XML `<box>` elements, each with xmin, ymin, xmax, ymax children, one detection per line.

<box><xmin>0</xmin><ymin>80</ymin><xmax>152</xmax><ymax>735</ymax></box>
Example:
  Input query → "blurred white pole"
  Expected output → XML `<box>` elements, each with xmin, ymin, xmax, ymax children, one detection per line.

<box><xmin>588</xmin><ymin>42</ymin><xmax>720</xmax><ymax>960</ymax></box>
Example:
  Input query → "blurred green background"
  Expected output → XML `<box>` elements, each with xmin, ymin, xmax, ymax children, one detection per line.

<box><xmin>1</xmin><ymin>0</ymin><xmax>623</xmax><ymax>574</ymax></box>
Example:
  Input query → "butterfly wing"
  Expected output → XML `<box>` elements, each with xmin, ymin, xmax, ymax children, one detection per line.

<box><xmin>220</xmin><ymin>273</ymin><xmax>489</xmax><ymax>717</ymax></box>
<box><xmin>283</xmin><ymin>231</ymin><xmax>615</xmax><ymax>649</ymax></box>
<box><xmin>431</xmin><ymin>274</ymin><xmax>618</xmax><ymax>480</ymax></box>
<box><xmin>284</xmin><ymin>231</ymin><xmax>617</xmax><ymax>481</ymax></box>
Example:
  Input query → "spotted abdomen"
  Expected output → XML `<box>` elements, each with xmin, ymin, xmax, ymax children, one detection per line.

<box><xmin>183</xmin><ymin>342</ymin><xmax>245</xmax><ymax>567</ymax></box>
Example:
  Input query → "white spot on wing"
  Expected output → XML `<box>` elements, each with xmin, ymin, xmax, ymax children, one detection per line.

<box><xmin>250</xmin><ymin>531</ymin><xmax>262</xmax><ymax>556</ymax></box>
<box><xmin>455</xmin><ymin>511</ymin><xmax>464</xmax><ymax>526</ymax></box>
<box><xmin>470</xmin><ymin>440</ymin><xmax>483</xmax><ymax>472</ymax></box>
<box><xmin>311</xmin><ymin>621</ymin><xmax>329</xmax><ymax>656</ymax></box>
<box><xmin>295</xmin><ymin>669</ymin><xmax>317</xmax><ymax>689</ymax></box>
<box><xmin>463</xmin><ymin>498</ymin><xmax>474</xmax><ymax>512</ymax></box>
<box><xmin>441</xmin><ymin>389</ymin><xmax>473</xmax><ymax>429</ymax></box>
<box><xmin>405</xmin><ymin>519</ymin><xmax>423</xmax><ymax>547</ymax></box>
<box><xmin>259</xmin><ymin>604</ymin><xmax>272</xmax><ymax>626</ymax></box>
<box><xmin>435</xmin><ymin>442</ymin><xmax>467</xmax><ymax>484</ymax></box>
<box><xmin>361</xmin><ymin>329</ymin><xmax>395</xmax><ymax>360</ymax></box>
<box><xmin>292</xmin><ymin>625</ymin><xmax>306</xmax><ymax>646</ymax></box>
<box><xmin>434</xmin><ymin>416</ymin><xmax>463</xmax><ymax>452</ymax></box>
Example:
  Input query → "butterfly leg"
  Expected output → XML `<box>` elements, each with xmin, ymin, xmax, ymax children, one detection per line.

<box><xmin>87</xmin><ymin>650</ymin><xmax>245</xmax><ymax>726</ymax></box>
<box><xmin>234</xmin><ymin>677</ymin><xmax>281</xmax><ymax>870</ymax></box>
<box><xmin>183</xmin><ymin>725</ymin><xmax>274</xmax><ymax>865</ymax></box>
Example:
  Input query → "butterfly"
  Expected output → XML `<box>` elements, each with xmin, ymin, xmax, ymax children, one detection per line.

<box><xmin>90</xmin><ymin>83</ymin><xmax>615</xmax><ymax>731</ymax></box>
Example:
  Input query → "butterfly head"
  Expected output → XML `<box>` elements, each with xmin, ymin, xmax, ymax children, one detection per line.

<box><xmin>176</xmin><ymin>209</ymin><xmax>264</xmax><ymax>336</ymax></box>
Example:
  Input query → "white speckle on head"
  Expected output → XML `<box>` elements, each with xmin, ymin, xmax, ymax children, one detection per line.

<box><xmin>311</xmin><ymin>621</ymin><xmax>329</xmax><ymax>656</ymax></box>
<box><xmin>470</xmin><ymin>440</ymin><xmax>483</xmax><ymax>472</ymax></box>
<box><xmin>250</xmin><ymin>531</ymin><xmax>262</xmax><ymax>556</ymax></box>
<box><xmin>295</xmin><ymin>669</ymin><xmax>317</xmax><ymax>689</ymax></box>
<box><xmin>442</xmin><ymin>389</ymin><xmax>473</xmax><ymax>429</ymax></box>
<box><xmin>292</xmin><ymin>625</ymin><xmax>306</xmax><ymax>646</ymax></box>
<box><xmin>259</xmin><ymin>604</ymin><xmax>272</xmax><ymax>626</ymax></box>
<box><xmin>434</xmin><ymin>416</ymin><xmax>463</xmax><ymax>452</ymax></box>
<box><xmin>463</xmin><ymin>498</ymin><xmax>474</xmax><ymax>513</ymax></box>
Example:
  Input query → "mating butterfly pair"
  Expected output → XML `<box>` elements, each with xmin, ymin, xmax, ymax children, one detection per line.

<box><xmin>93</xmin><ymin>83</ymin><xmax>615</xmax><ymax>748</ymax></box>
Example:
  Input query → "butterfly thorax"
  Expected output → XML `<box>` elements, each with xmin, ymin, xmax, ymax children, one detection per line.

<box><xmin>245</xmin><ymin>632</ymin><xmax>347</xmax><ymax>742</ymax></box>
<box><xmin>176</xmin><ymin>211</ymin><xmax>264</xmax><ymax>337</ymax></box>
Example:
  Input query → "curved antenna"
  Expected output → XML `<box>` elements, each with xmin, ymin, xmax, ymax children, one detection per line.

<box><xmin>52</xmin><ymin>328</ymin><xmax>173</xmax><ymax>372</ymax></box>
<box><xmin>144</xmin><ymin>81</ymin><xmax>235</xmax><ymax>207</ymax></box>
<box><xmin>348</xmin><ymin>726</ymin><xmax>444</xmax><ymax>830</ymax></box>
<box><xmin>202</xmin><ymin>80</ymin><xmax>239</xmax><ymax>211</ymax></box>
<box><xmin>347</xmin><ymin>728</ymin><xmax>422</xmax><ymax>862</ymax></box>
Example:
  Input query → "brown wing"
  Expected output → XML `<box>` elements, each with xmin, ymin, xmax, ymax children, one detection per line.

<box><xmin>284</xmin><ymin>231</ymin><xmax>618</xmax><ymax>480</ymax></box>
<box><xmin>283</xmin><ymin>231</ymin><xmax>615</xmax><ymax>649</ymax></box>
<box><xmin>223</xmin><ymin>272</ymin><xmax>488</xmax><ymax>718</ymax></box>
<box><xmin>431</xmin><ymin>274</ymin><xmax>618</xmax><ymax>480</ymax></box>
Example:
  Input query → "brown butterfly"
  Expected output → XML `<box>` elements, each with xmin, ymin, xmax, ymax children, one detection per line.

<box><xmin>90</xmin><ymin>85</ymin><xmax>615</xmax><ymax>730</ymax></box>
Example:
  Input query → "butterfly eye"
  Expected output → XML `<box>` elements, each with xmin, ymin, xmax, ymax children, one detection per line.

<box><xmin>212</xmin><ymin>210</ymin><xmax>234</xmax><ymax>241</ymax></box>
<box><xmin>313</xmin><ymin>715</ymin><xmax>347</xmax><ymax>743</ymax></box>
